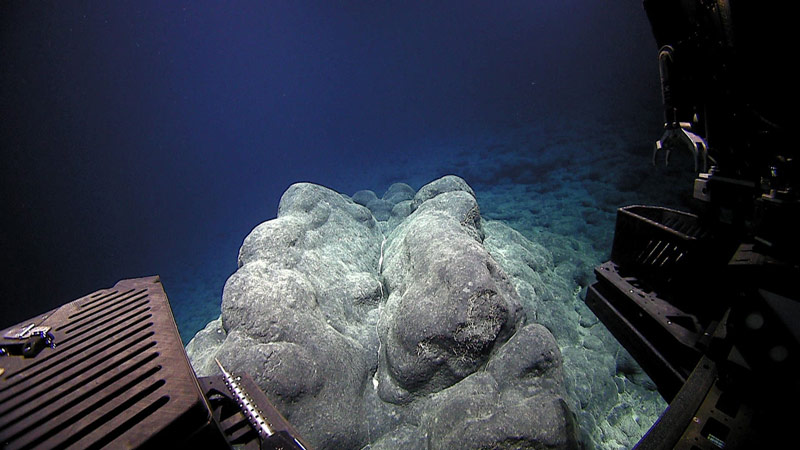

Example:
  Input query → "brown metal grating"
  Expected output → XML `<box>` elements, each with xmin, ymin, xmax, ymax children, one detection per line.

<box><xmin>0</xmin><ymin>276</ymin><xmax>213</xmax><ymax>449</ymax></box>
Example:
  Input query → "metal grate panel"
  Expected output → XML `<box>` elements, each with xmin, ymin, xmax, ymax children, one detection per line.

<box><xmin>0</xmin><ymin>276</ymin><xmax>212</xmax><ymax>449</ymax></box>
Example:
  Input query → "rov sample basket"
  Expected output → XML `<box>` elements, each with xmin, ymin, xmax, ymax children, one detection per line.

<box><xmin>610</xmin><ymin>205</ymin><xmax>711</xmax><ymax>292</ymax></box>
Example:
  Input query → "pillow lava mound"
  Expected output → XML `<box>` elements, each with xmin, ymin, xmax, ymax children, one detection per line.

<box><xmin>186</xmin><ymin>175</ymin><xmax>663</xmax><ymax>450</ymax></box>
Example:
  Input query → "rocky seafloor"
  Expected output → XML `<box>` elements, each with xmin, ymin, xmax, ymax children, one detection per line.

<box><xmin>186</xmin><ymin>175</ymin><xmax>666</xmax><ymax>449</ymax></box>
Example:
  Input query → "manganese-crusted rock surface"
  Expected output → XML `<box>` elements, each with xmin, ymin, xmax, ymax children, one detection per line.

<box><xmin>186</xmin><ymin>175</ymin><xmax>663</xmax><ymax>450</ymax></box>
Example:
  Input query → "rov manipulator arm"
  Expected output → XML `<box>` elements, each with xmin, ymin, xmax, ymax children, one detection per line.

<box><xmin>645</xmin><ymin>0</ymin><xmax>796</xmax><ymax>247</ymax></box>
<box><xmin>584</xmin><ymin>1</ymin><xmax>798</xmax><ymax>449</ymax></box>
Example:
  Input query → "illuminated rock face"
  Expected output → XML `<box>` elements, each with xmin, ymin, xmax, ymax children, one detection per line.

<box><xmin>376</xmin><ymin>188</ymin><xmax>524</xmax><ymax>402</ymax></box>
<box><xmin>187</xmin><ymin>175</ymin><xmax>581</xmax><ymax>450</ymax></box>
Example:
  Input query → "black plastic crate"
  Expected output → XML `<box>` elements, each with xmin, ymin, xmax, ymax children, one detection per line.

<box><xmin>610</xmin><ymin>205</ymin><xmax>710</xmax><ymax>288</ymax></box>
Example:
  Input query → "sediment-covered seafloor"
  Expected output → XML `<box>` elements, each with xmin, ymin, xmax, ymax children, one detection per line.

<box><xmin>186</xmin><ymin>175</ymin><xmax>665</xmax><ymax>449</ymax></box>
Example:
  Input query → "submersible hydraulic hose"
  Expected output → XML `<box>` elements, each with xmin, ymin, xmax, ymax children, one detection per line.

<box><xmin>658</xmin><ymin>45</ymin><xmax>676</xmax><ymax>125</ymax></box>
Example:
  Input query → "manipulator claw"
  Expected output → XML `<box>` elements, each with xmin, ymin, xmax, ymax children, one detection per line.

<box><xmin>653</xmin><ymin>122</ymin><xmax>709</xmax><ymax>173</ymax></box>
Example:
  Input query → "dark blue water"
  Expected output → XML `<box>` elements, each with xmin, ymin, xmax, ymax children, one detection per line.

<box><xmin>1</xmin><ymin>1</ymin><xmax>661</xmax><ymax>340</ymax></box>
